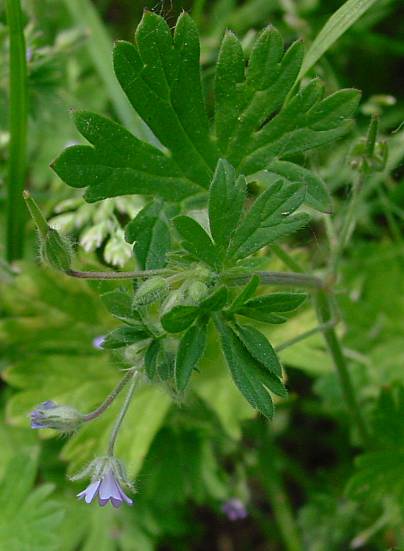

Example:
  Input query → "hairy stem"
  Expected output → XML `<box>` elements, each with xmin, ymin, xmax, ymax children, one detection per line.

<box><xmin>108</xmin><ymin>371</ymin><xmax>139</xmax><ymax>456</ymax></box>
<box><xmin>83</xmin><ymin>369</ymin><xmax>134</xmax><ymax>422</ymax></box>
<box><xmin>5</xmin><ymin>0</ymin><xmax>28</xmax><ymax>261</ymax></box>
<box><xmin>65</xmin><ymin>268</ymin><xmax>173</xmax><ymax>280</ymax></box>
<box><xmin>314</xmin><ymin>289</ymin><xmax>370</xmax><ymax>447</ymax></box>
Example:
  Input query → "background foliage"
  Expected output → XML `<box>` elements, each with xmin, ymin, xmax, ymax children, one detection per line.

<box><xmin>1</xmin><ymin>0</ymin><xmax>404</xmax><ymax>549</ymax></box>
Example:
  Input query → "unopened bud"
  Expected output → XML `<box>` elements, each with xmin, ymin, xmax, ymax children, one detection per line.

<box><xmin>184</xmin><ymin>280</ymin><xmax>209</xmax><ymax>304</ymax></box>
<box><xmin>23</xmin><ymin>191</ymin><xmax>72</xmax><ymax>271</ymax></box>
<box><xmin>41</xmin><ymin>228</ymin><xmax>72</xmax><ymax>271</ymax></box>
<box><xmin>30</xmin><ymin>401</ymin><xmax>83</xmax><ymax>432</ymax></box>
<box><xmin>133</xmin><ymin>277</ymin><xmax>169</xmax><ymax>307</ymax></box>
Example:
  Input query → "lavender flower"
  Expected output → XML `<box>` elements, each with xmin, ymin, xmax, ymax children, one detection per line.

<box><xmin>92</xmin><ymin>335</ymin><xmax>105</xmax><ymax>350</ymax></box>
<box><xmin>72</xmin><ymin>456</ymin><xmax>134</xmax><ymax>509</ymax></box>
<box><xmin>77</xmin><ymin>468</ymin><xmax>133</xmax><ymax>508</ymax></box>
<box><xmin>30</xmin><ymin>401</ymin><xmax>83</xmax><ymax>432</ymax></box>
<box><xmin>222</xmin><ymin>498</ymin><xmax>248</xmax><ymax>521</ymax></box>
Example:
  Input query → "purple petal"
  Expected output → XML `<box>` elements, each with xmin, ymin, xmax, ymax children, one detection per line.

<box><xmin>77</xmin><ymin>480</ymin><xmax>101</xmax><ymax>504</ymax></box>
<box><xmin>92</xmin><ymin>336</ymin><xmax>105</xmax><ymax>350</ymax></box>
<box><xmin>117</xmin><ymin>485</ymin><xmax>133</xmax><ymax>505</ymax></box>
<box><xmin>99</xmin><ymin>470</ymin><xmax>122</xmax><ymax>502</ymax></box>
<box><xmin>31</xmin><ymin>422</ymin><xmax>44</xmax><ymax>429</ymax></box>
<box><xmin>41</xmin><ymin>400</ymin><xmax>57</xmax><ymax>409</ymax></box>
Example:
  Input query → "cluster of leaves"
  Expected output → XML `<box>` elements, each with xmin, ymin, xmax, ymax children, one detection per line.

<box><xmin>48</xmin><ymin>11</ymin><xmax>361</xmax><ymax>419</ymax></box>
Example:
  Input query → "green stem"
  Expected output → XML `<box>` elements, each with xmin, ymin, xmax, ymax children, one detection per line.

<box><xmin>314</xmin><ymin>289</ymin><xmax>370</xmax><ymax>447</ymax></box>
<box><xmin>275</xmin><ymin>320</ymin><xmax>337</xmax><ymax>353</ymax></box>
<box><xmin>107</xmin><ymin>371</ymin><xmax>139</xmax><ymax>456</ymax></box>
<box><xmin>257</xmin><ymin>428</ymin><xmax>303</xmax><ymax>551</ymax></box>
<box><xmin>271</xmin><ymin>244</ymin><xmax>305</xmax><ymax>273</ymax></box>
<box><xmin>65</xmin><ymin>268</ymin><xmax>173</xmax><ymax>280</ymax></box>
<box><xmin>192</xmin><ymin>0</ymin><xmax>207</xmax><ymax>25</ymax></box>
<box><xmin>5</xmin><ymin>0</ymin><xmax>28</xmax><ymax>261</ymax></box>
<box><xmin>83</xmin><ymin>369</ymin><xmax>133</xmax><ymax>422</ymax></box>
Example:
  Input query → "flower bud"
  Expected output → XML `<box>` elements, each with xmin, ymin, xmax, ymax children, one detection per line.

<box><xmin>23</xmin><ymin>191</ymin><xmax>72</xmax><ymax>271</ymax></box>
<box><xmin>184</xmin><ymin>280</ymin><xmax>209</xmax><ymax>304</ymax></box>
<box><xmin>40</xmin><ymin>228</ymin><xmax>72</xmax><ymax>271</ymax></box>
<box><xmin>30</xmin><ymin>401</ymin><xmax>83</xmax><ymax>432</ymax></box>
<box><xmin>133</xmin><ymin>277</ymin><xmax>169</xmax><ymax>307</ymax></box>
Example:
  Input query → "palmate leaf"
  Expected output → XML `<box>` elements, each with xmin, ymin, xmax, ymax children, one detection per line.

<box><xmin>52</xmin><ymin>12</ymin><xmax>360</xmax><ymax>207</ymax></box>
<box><xmin>0</xmin><ymin>456</ymin><xmax>64</xmax><ymax>551</ymax></box>
<box><xmin>347</xmin><ymin>385</ymin><xmax>404</xmax><ymax>507</ymax></box>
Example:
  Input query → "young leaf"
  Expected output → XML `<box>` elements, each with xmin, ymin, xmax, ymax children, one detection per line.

<box><xmin>101</xmin><ymin>326</ymin><xmax>149</xmax><ymax>349</ymax></box>
<box><xmin>161</xmin><ymin>305</ymin><xmax>200</xmax><ymax>333</ymax></box>
<box><xmin>175</xmin><ymin>323</ymin><xmax>207</xmax><ymax>391</ymax></box>
<box><xmin>215</xmin><ymin>26</ymin><xmax>304</xmax><ymax>165</ymax></box>
<box><xmin>144</xmin><ymin>340</ymin><xmax>160</xmax><ymax>380</ymax></box>
<box><xmin>101</xmin><ymin>288</ymin><xmax>133</xmax><ymax>320</ymax></box>
<box><xmin>228</xmin><ymin>180</ymin><xmax>309</xmax><ymax>260</ymax></box>
<box><xmin>208</xmin><ymin>159</ymin><xmax>246</xmax><ymax>256</ymax></box>
<box><xmin>52</xmin><ymin>111</ymin><xmax>200</xmax><ymax>202</ymax></box>
<box><xmin>228</xmin><ymin>275</ymin><xmax>261</xmax><ymax>312</ymax></box>
<box><xmin>234</xmin><ymin>324</ymin><xmax>282</xmax><ymax>376</ymax></box>
<box><xmin>173</xmin><ymin>216</ymin><xmax>218</xmax><ymax>268</ymax></box>
<box><xmin>241</xmin><ymin>81</ymin><xmax>360</xmax><ymax>174</ymax></box>
<box><xmin>113</xmin><ymin>11</ymin><xmax>218</xmax><ymax>188</ymax></box>
<box><xmin>215</xmin><ymin>316</ymin><xmax>287</xmax><ymax>418</ymax></box>
<box><xmin>199</xmin><ymin>286</ymin><xmax>228</xmax><ymax>312</ymax></box>
<box><xmin>263</xmin><ymin>160</ymin><xmax>332</xmax><ymax>213</ymax></box>
<box><xmin>125</xmin><ymin>199</ymin><xmax>171</xmax><ymax>269</ymax></box>
<box><xmin>237</xmin><ymin>292</ymin><xmax>306</xmax><ymax>323</ymax></box>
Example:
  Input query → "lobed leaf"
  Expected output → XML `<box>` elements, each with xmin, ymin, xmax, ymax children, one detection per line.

<box><xmin>125</xmin><ymin>199</ymin><xmax>172</xmax><ymax>269</ymax></box>
<box><xmin>208</xmin><ymin>159</ymin><xmax>246</xmax><ymax>257</ymax></box>
<box><xmin>228</xmin><ymin>180</ymin><xmax>309</xmax><ymax>260</ymax></box>
<box><xmin>173</xmin><ymin>215</ymin><xmax>218</xmax><ymax>268</ymax></box>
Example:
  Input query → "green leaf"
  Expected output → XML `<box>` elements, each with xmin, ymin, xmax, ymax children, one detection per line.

<box><xmin>228</xmin><ymin>180</ymin><xmax>309</xmax><ymax>260</ymax></box>
<box><xmin>113</xmin><ymin>11</ymin><xmax>218</xmax><ymax>188</ymax></box>
<box><xmin>234</xmin><ymin>324</ymin><xmax>282</xmax><ymax>376</ymax></box>
<box><xmin>175</xmin><ymin>323</ymin><xmax>207</xmax><ymax>391</ymax></box>
<box><xmin>228</xmin><ymin>274</ymin><xmax>260</xmax><ymax>312</ymax></box>
<box><xmin>52</xmin><ymin>111</ymin><xmax>200</xmax><ymax>203</ymax></box>
<box><xmin>240</xmin><ymin>81</ymin><xmax>360</xmax><ymax>174</ymax></box>
<box><xmin>173</xmin><ymin>215</ymin><xmax>218</xmax><ymax>267</ymax></box>
<box><xmin>215</xmin><ymin>316</ymin><xmax>287</xmax><ymax>418</ymax></box>
<box><xmin>299</xmin><ymin>0</ymin><xmax>380</xmax><ymax>78</ymax></box>
<box><xmin>263</xmin><ymin>160</ymin><xmax>332</xmax><ymax>213</ymax></box>
<box><xmin>52</xmin><ymin>15</ymin><xmax>360</xmax><ymax>206</ymax></box>
<box><xmin>208</xmin><ymin>159</ymin><xmax>246</xmax><ymax>256</ymax></box>
<box><xmin>215</xmin><ymin>27</ymin><xmax>304</xmax><ymax>165</ymax></box>
<box><xmin>238</xmin><ymin>292</ymin><xmax>306</xmax><ymax>323</ymax></box>
<box><xmin>347</xmin><ymin>385</ymin><xmax>404</xmax><ymax>507</ymax></box>
<box><xmin>101</xmin><ymin>326</ymin><xmax>149</xmax><ymax>349</ymax></box>
<box><xmin>144</xmin><ymin>340</ymin><xmax>160</xmax><ymax>380</ymax></box>
<box><xmin>125</xmin><ymin>199</ymin><xmax>171</xmax><ymax>269</ymax></box>
<box><xmin>101</xmin><ymin>288</ymin><xmax>133</xmax><ymax>321</ymax></box>
<box><xmin>161</xmin><ymin>305</ymin><xmax>199</xmax><ymax>333</ymax></box>
<box><xmin>199</xmin><ymin>286</ymin><xmax>228</xmax><ymax>312</ymax></box>
<box><xmin>0</xmin><ymin>456</ymin><xmax>63</xmax><ymax>551</ymax></box>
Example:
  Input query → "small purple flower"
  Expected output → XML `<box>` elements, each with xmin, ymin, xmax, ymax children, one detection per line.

<box><xmin>31</xmin><ymin>400</ymin><xmax>57</xmax><ymax>429</ymax></box>
<box><xmin>92</xmin><ymin>335</ymin><xmax>105</xmax><ymax>350</ymax></box>
<box><xmin>77</xmin><ymin>469</ymin><xmax>133</xmax><ymax>508</ymax></box>
<box><xmin>222</xmin><ymin>498</ymin><xmax>248</xmax><ymax>521</ymax></box>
